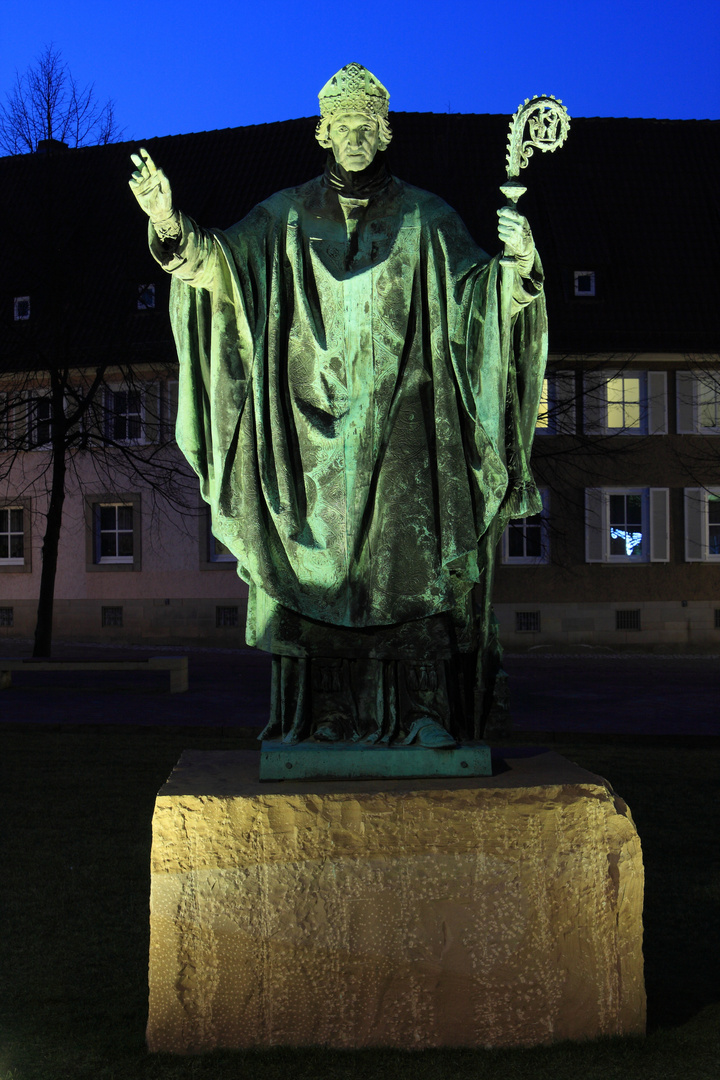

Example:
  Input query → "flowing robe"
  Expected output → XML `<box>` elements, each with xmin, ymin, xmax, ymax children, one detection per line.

<box><xmin>151</xmin><ymin>174</ymin><xmax>547</xmax><ymax>737</ymax></box>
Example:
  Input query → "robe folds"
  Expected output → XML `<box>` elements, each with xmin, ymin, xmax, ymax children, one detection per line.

<box><xmin>152</xmin><ymin>175</ymin><xmax>547</xmax><ymax>673</ymax></box>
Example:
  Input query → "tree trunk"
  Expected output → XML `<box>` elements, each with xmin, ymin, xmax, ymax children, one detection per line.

<box><xmin>32</xmin><ymin>386</ymin><xmax>67</xmax><ymax>658</ymax></box>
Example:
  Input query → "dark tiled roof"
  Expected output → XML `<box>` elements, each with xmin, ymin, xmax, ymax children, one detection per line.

<box><xmin>1</xmin><ymin>113</ymin><xmax>718</xmax><ymax>368</ymax></box>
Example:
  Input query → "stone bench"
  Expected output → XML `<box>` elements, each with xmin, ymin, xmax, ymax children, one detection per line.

<box><xmin>0</xmin><ymin>655</ymin><xmax>188</xmax><ymax>694</ymax></box>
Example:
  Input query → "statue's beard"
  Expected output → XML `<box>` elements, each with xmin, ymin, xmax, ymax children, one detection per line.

<box><xmin>323</xmin><ymin>152</ymin><xmax>392</xmax><ymax>199</ymax></box>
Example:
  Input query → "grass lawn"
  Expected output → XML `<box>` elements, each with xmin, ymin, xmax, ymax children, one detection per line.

<box><xmin>1</xmin><ymin>724</ymin><xmax>718</xmax><ymax>1080</ymax></box>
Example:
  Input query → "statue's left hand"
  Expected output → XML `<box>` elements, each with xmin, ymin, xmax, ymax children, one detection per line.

<box><xmin>497</xmin><ymin>207</ymin><xmax>534</xmax><ymax>262</ymax></box>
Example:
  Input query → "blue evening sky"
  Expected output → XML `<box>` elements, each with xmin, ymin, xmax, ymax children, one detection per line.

<box><xmin>2</xmin><ymin>0</ymin><xmax>718</xmax><ymax>143</ymax></box>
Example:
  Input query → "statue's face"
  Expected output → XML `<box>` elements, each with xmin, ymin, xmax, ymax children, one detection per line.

<box><xmin>329</xmin><ymin>113</ymin><xmax>380</xmax><ymax>172</ymax></box>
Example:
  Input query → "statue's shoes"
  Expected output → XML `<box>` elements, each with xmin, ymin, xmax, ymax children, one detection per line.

<box><xmin>313</xmin><ymin>714</ymin><xmax>347</xmax><ymax>742</ymax></box>
<box><xmin>403</xmin><ymin>717</ymin><xmax>457</xmax><ymax>748</ymax></box>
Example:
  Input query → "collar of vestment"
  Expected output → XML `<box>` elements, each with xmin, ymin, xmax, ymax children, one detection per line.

<box><xmin>322</xmin><ymin>153</ymin><xmax>393</xmax><ymax>200</ymax></box>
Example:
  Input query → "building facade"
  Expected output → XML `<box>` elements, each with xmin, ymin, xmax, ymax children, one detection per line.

<box><xmin>1</xmin><ymin>114</ymin><xmax>718</xmax><ymax>648</ymax></box>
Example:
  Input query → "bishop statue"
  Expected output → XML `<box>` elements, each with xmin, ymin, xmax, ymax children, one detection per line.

<box><xmin>130</xmin><ymin>63</ymin><xmax>547</xmax><ymax>747</ymax></box>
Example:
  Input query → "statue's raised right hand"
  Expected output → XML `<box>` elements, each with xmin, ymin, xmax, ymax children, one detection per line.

<box><xmin>129</xmin><ymin>148</ymin><xmax>174</xmax><ymax>223</ymax></box>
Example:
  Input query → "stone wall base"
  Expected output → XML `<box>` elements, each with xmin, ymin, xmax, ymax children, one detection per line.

<box><xmin>0</xmin><ymin>598</ymin><xmax>248</xmax><ymax>646</ymax></box>
<box><xmin>147</xmin><ymin>749</ymin><xmax>646</xmax><ymax>1053</ymax></box>
<box><xmin>495</xmin><ymin>599</ymin><xmax>720</xmax><ymax>651</ymax></box>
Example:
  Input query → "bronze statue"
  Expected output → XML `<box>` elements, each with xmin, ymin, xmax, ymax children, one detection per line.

<box><xmin>130</xmin><ymin>63</ymin><xmax>548</xmax><ymax>747</ymax></box>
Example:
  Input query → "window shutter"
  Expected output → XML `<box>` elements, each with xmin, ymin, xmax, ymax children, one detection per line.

<box><xmin>500</xmin><ymin>525</ymin><xmax>509</xmax><ymax>562</ymax></box>
<box><xmin>102</xmin><ymin>387</ymin><xmax>115</xmax><ymax>441</ymax></box>
<box><xmin>649</xmin><ymin>488</ymin><xmax>670</xmax><ymax>561</ymax></box>
<box><xmin>585</xmin><ymin>488</ymin><xmax>606</xmax><ymax>562</ymax></box>
<box><xmin>647</xmin><ymin>372</ymin><xmax>668</xmax><ymax>434</ymax></box>
<box><xmin>553</xmin><ymin>373</ymin><xmax>576</xmax><ymax>434</ymax></box>
<box><xmin>583</xmin><ymin>371</ymin><xmax>608</xmax><ymax>434</ymax></box>
<box><xmin>676</xmin><ymin>372</ymin><xmax>696</xmax><ymax>433</ymax></box>
<box><xmin>684</xmin><ymin>488</ymin><xmax>705</xmax><ymax>561</ymax></box>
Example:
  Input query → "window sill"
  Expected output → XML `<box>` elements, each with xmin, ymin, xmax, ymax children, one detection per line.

<box><xmin>87</xmin><ymin>561</ymin><xmax>138</xmax><ymax>572</ymax></box>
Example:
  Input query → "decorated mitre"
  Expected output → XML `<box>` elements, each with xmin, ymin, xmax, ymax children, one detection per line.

<box><xmin>318</xmin><ymin>63</ymin><xmax>390</xmax><ymax>121</ymax></box>
<box><xmin>316</xmin><ymin>63</ymin><xmax>392</xmax><ymax>149</ymax></box>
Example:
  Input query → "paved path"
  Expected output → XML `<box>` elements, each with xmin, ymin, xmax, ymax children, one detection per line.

<box><xmin>1</xmin><ymin>640</ymin><xmax>719</xmax><ymax>736</ymax></box>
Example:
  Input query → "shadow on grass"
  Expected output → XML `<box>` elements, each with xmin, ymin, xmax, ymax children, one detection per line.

<box><xmin>1</xmin><ymin>726</ymin><xmax>718</xmax><ymax>1080</ymax></box>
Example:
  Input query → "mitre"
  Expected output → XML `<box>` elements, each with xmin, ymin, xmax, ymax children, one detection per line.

<box><xmin>315</xmin><ymin>63</ymin><xmax>391</xmax><ymax>149</ymax></box>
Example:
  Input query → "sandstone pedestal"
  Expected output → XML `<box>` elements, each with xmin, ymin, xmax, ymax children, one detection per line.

<box><xmin>147</xmin><ymin>749</ymin><xmax>645</xmax><ymax>1053</ymax></box>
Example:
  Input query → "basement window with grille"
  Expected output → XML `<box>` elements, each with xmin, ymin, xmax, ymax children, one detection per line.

<box><xmin>616</xmin><ymin>609</ymin><xmax>641</xmax><ymax>631</ymax></box>
<box><xmin>216</xmin><ymin>606</ymin><xmax>239</xmax><ymax>628</ymax></box>
<box><xmin>515</xmin><ymin>611</ymin><xmax>541</xmax><ymax>633</ymax></box>
<box><xmin>0</xmin><ymin>607</ymin><xmax>13</xmax><ymax>627</ymax></box>
<box><xmin>101</xmin><ymin>606</ymin><xmax>123</xmax><ymax>627</ymax></box>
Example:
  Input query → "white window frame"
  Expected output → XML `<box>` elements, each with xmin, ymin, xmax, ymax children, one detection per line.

<box><xmin>684</xmin><ymin>487</ymin><xmax>720</xmax><ymax>561</ymax></box>
<box><xmin>501</xmin><ymin>490</ymin><xmax>549</xmax><ymax>565</ymax></box>
<box><xmin>676</xmin><ymin>371</ymin><xmax>720</xmax><ymax>435</ymax></box>
<box><xmin>583</xmin><ymin>370</ymin><xmax>667</xmax><ymax>436</ymax></box>
<box><xmin>0</xmin><ymin>505</ymin><xmax>25</xmax><ymax>565</ymax></box>
<box><xmin>536</xmin><ymin>373</ymin><xmax>576</xmax><ymax>435</ymax></box>
<box><xmin>585</xmin><ymin>487</ymin><xmax>670</xmax><ymax>564</ymax></box>
<box><xmin>86</xmin><ymin>493</ymin><xmax>141</xmax><ymax>572</ymax></box>
<box><xmin>26</xmin><ymin>393</ymin><xmax>53</xmax><ymax>450</ymax></box>
<box><xmin>95</xmin><ymin>502</ymin><xmax>134</xmax><ymax>564</ymax></box>
<box><xmin>104</xmin><ymin>385</ymin><xmax>147</xmax><ymax>446</ymax></box>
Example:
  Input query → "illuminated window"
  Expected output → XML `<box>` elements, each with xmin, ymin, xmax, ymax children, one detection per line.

<box><xmin>13</xmin><ymin>296</ymin><xmax>30</xmax><ymax>320</ymax></box>
<box><xmin>536</xmin><ymin>379</ymin><xmax>549</xmax><ymax>430</ymax></box>
<box><xmin>536</xmin><ymin>373</ymin><xmax>576</xmax><ymax>434</ymax></box>
<box><xmin>609</xmin><ymin>493</ymin><xmax>644</xmax><ymax>558</ymax></box>
<box><xmin>586</xmin><ymin>488</ymin><xmax>669</xmax><ymax>563</ymax></box>
<box><xmin>584</xmin><ymin>371</ymin><xmax>667</xmax><ymax>435</ymax></box>
<box><xmin>607</xmin><ymin>376</ymin><xmax>641</xmax><ymax>430</ymax></box>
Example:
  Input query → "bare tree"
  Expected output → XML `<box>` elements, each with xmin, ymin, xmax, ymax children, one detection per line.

<box><xmin>0</xmin><ymin>44</ymin><xmax>121</xmax><ymax>156</ymax></box>
<box><xmin>0</xmin><ymin>348</ymin><xmax>199</xmax><ymax>656</ymax></box>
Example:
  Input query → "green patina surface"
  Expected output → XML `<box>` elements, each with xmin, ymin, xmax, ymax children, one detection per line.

<box><xmin>134</xmin><ymin>64</ymin><xmax>548</xmax><ymax>748</ymax></box>
<box><xmin>259</xmin><ymin>740</ymin><xmax>492</xmax><ymax>781</ymax></box>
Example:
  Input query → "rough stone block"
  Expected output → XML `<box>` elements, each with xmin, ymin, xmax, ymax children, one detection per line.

<box><xmin>147</xmin><ymin>749</ymin><xmax>645</xmax><ymax>1052</ymax></box>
